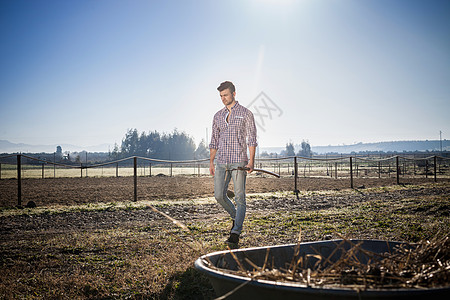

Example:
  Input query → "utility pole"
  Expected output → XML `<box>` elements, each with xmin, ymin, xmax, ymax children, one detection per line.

<box><xmin>440</xmin><ymin>130</ymin><xmax>443</xmax><ymax>153</ymax></box>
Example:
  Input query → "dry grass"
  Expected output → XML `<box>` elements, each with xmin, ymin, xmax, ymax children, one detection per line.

<box><xmin>0</xmin><ymin>225</ymin><xmax>211</xmax><ymax>299</ymax></box>
<box><xmin>215</xmin><ymin>234</ymin><xmax>449</xmax><ymax>291</ymax></box>
<box><xmin>0</xmin><ymin>181</ymin><xmax>449</xmax><ymax>299</ymax></box>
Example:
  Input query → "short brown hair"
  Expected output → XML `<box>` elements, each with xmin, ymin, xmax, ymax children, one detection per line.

<box><xmin>217</xmin><ymin>81</ymin><xmax>235</xmax><ymax>93</ymax></box>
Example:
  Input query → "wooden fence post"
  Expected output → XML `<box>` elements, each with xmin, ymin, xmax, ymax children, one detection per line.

<box><xmin>149</xmin><ymin>163</ymin><xmax>152</xmax><ymax>177</ymax></box>
<box><xmin>134</xmin><ymin>157</ymin><xmax>138</xmax><ymax>202</ymax></box>
<box><xmin>116</xmin><ymin>163</ymin><xmax>119</xmax><ymax>177</ymax></box>
<box><xmin>42</xmin><ymin>163</ymin><xmax>45</xmax><ymax>179</ymax></box>
<box><xmin>434</xmin><ymin>156</ymin><xmax>437</xmax><ymax>182</ymax></box>
<box><xmin>396</xmin><ymin>156</ymin><xmax>400</xmax><ymax>185</ymax></box>
<box><xmin>350</xmin><ymin>157</ymin><xmax>354</xmax><ymax>189</ymax></box>
<box><xmin>17</xmin><ymin>155</ymin><xmax>22</xmax><ymax>207</ymax></box>
<box><xmin>294</xmin><ymin>157</ymin><xmax>299</xmax><ymax>199</ymax></box>
<box><xmin>403</xmin><ymin>159</ymin><xmax>407</xmax><ymax>176</ymax></box>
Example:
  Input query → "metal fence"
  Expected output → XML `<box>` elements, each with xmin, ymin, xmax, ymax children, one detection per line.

<box><xmin>1</xmin><ymin>153</ymin><xmax>449</xmax><ymax>207</ymax></box>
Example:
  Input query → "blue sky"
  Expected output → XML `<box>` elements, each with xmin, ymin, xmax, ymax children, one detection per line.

<box><xmin>1</xmin><ymin>0</ymin><xmax>449</xmax><ymax>151</ymax></box>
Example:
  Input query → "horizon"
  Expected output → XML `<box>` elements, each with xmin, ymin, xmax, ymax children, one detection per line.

<box><xmin>1</xmin><ymin>138</ymin><xmax>448</xmax><ymax>154</ymax></box>
<box><xmin>1</xmin><ymin>0</ymin><xmax>449</xmax><ymax>148</ymax></box>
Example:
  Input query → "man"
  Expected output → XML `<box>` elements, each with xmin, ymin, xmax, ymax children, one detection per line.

<box><xmin>209</xmin><ymin>81</ymin><xmax>258</xmax><ymax>245</ymax></box>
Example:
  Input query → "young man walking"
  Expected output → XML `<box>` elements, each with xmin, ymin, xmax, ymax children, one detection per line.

<box><xmin>209</xmin><ymin>81</ymin><xmax>258</xmax><ymax>245</ymax></box>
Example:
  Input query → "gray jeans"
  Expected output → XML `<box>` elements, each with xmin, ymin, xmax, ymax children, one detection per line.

<box><xmin>214</xmin><ymin>162</ymin><xmax>247</xmax><ymax>235</ymax></box>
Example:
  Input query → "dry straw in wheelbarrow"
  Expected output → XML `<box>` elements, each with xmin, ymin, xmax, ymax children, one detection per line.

<box><xmin>215</xmin><ymin>232</ymin><xmax>450</xmax><ymax>291</ymax></box>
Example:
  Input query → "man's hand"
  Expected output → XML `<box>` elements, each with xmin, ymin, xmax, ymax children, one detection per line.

<box><xmin>246</xmin><ymin>146</ymin><xmax>256</xmax><ymax>174</ymax></box>
<box><xmin>245</xmin><ymin>162</ymin><xmax>254</xmax><ymax>173</ymax></box>
<box><xmin>209</xmin><ymin>148</ymin><xmax>217</xmax><ymax>176</ymax></box>
<box><xmin>209</xmin><ymin>162</ymin><xmax>215</xmax><ymax>176</ymax></box>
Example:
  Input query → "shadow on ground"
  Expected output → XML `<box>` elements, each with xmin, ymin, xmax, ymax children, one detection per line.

<box><xmin>155</xmin><ymin>267</ymin><xmax>216</xmax><ymax>300</ymax></box>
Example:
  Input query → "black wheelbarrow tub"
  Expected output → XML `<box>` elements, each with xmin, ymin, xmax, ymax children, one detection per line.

<box><xmin>194</xmin><ymin>239</ymin><xmax>449</xmax><ymax>300</ymax></box>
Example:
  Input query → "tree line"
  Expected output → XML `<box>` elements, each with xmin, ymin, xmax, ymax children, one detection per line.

<box><xmin>0</xmin><ymin>129</ymin><xmax>313</xmax><ymax>165</ymax></box>
<box><xmin>258</xmin><ymin>141</ymin><xmax>312</xmax><ymax>159</ymax></box>
<box><xmin>110</xmin><ymin>130</ymin><xmax>313</xmax><ymax>161</ymax></box>
<box><xmin>109</xmin><ymin>129</ymin><xmax>209</xmax><ymax>161</ymax></box>
<box><xmin>283</xmin><ymin>141</ymin><xmax>312</xmax><ymax>157</ymax></box>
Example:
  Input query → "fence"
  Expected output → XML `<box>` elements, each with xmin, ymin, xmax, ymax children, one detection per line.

<box><xmin>1</xmin><ymin>153</ymin><xmax>449</xmax><ymax>207</ymax></box>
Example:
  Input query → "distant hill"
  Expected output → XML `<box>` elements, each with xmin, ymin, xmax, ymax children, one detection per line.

<box><xmin>312</xmin><ymin>140</ymin><xmax>449</xmax><ymax>154</ymax></box>
<box><xmin>0</xmin><ymin>140</ymin><xmax>112</xmax><ymax>154</ymax></box>
<box><xmin>260</xmin><ymin>140</ymin><xmax>449</xmax><ymax>155</ymax></box>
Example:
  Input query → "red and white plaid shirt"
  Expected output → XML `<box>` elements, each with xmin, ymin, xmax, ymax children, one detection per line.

<box><xmin>209</xmin><ymin>101</ymin><xmax>258</xmax><ymax>164</ymax></box>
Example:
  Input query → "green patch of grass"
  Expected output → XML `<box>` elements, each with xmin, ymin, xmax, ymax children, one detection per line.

<box><xmin>245</xmin><ymin>191</ymin><xmax>448</xmax><ymax>244</ymax></box>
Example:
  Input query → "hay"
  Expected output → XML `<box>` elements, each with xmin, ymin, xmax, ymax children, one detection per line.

<box><xmin>218</xmin><ymin>234</ymin><xmax>450</xmax><ymax>290</ymax></box>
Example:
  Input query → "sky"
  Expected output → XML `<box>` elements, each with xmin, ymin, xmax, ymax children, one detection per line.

<box><xmin>1</xmin><ymin>0</ymin><xmax>449</xmax><ymax>152</ymax></box>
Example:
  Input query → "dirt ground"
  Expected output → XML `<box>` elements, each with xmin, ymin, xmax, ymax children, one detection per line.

<box><xmin>1</xmin><ymin>175</ymin><xmax>448</xmax><ymax>241</ymax></box>
<box><xmin>1</xmin><ymin>180</ymin><xmax>448</xmax><ymax>236</ymax></box>
<box><xmin>1</xmin><ymin>175</ymin><xmax>449</xmax><ymax>299</ymax></box>
<box><xmin>0</xmin><ymin>175</ymin><xmax>446</xmax><ymax>207</ymax></box>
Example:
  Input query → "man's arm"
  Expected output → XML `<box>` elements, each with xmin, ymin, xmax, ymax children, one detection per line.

<box><xmin>246</xmin><ymin>146</ymin><xmax>256</xmax><ymax>173</ymax></box>
<box><xmin>209</xmin><ymin>113</ymin><xmax>219</xmax><ymax>176</ymax></box>
<box><xmin>245</xmin><ymin>108</ymin><xmax>257</xmax><ymax>173</ymax></box>
<box><xmin>209</xmin><ymin>148</ymin><xmax>217</xmax><ymax>176</ymax></box>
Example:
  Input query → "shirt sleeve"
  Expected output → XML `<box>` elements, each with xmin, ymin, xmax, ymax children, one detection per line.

<box><xmin>209</xmin><ymin>114</ymin><xmax>219</xmax><ymax>149</ymax></box>
<box><xmin>246</xmin><ymin>110</ymin><xmax>258</xmax><ymax>147</ymax></box>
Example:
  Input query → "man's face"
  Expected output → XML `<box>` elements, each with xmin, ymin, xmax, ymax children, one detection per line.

<box><xmin>220</xmin><ymin>89</ymin><xmax>235</xmax><ymax>107</ymax></box>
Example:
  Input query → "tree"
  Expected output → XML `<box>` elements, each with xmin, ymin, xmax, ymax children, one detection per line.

<box><xmin>55</xmin><ymin>145</ymin><xmax>63</xmax><ymax>162</ymax></box>
<box><xmin>146</xmin><ymin>131</ymin><xmax>163</xmax><ymax>158</ymax></box>
<box><xmin>136</xmin><ymin>131</ymin><xmax>149</xmax><ymax>156</ymax></box>
<box><xmin>298</xmin><ymin>140</ymin><xmax>312</xmax><ymax>157</ymax></box>
<box><xmin>165</xmin><ymin>129</ymin><xmax>196</xmax><ymax>160</ymax></box>
<box><xmin>121</xmin><ymin>129</ymin><xmax>139</xmax><ymax>156</ymax></box>
<box><xmin>260</xmin><ymin>151</ymin><xmax>270</xmax><ymax>158</ymax></box>
<box><xmin>285</xmin><ymin>142</ymin><xmax>295</xmax><ymax>157</ymax></box>
<box><xmin>110</xmin><ymin>143</ymin><xmax>120</xmax><ymax>159</ymax></box>
<box><xmin>194</xmin><ymin>139</ymin><xmax>209</xmax><ymax>159</ymax></box>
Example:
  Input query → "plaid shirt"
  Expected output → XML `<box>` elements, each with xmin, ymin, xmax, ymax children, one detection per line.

<box><xmin>209</xmin><ymin>101</ymin><xmax>258</xmax><ymax>164</ymax></box>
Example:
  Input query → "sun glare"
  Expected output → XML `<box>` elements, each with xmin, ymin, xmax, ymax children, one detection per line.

<box><xmin>258</xmin><ymin>0</ymin><xmax>295</xmax><ymax>4</ymax></box>
<box><xmin>249</xmin><ymin>0</ymin><xmax>297</xmax><ymax>7</ymax></box>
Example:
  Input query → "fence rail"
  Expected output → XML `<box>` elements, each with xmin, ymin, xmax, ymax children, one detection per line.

<box><xmin>1</xmin><ymin>154</ymin><xmax>449</xmax><ymax>207</ymax></box>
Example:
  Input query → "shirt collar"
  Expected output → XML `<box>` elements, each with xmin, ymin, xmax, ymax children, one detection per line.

<box><xmin>222</xmin><ymin>101</ymin><xmax>239</xmax><ymax>114</ymax></box>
